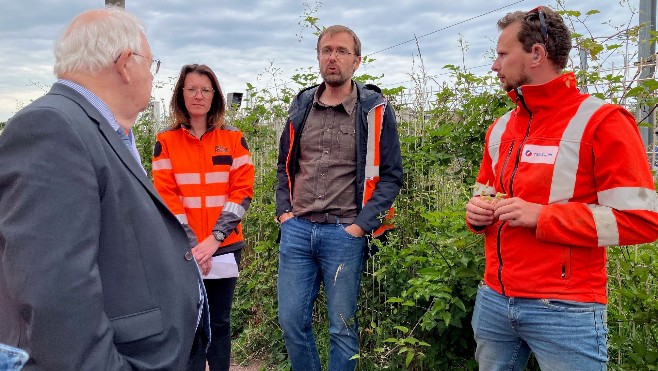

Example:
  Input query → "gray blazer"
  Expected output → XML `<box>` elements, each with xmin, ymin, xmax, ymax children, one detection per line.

<box><xmin>0</xmin><ymin>83</ymin><xmax>206</xmax><ymax>370</ymax></box>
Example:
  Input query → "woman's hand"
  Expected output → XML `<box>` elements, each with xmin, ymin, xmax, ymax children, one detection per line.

<box><xmin>192</xmin><ymin>235</ymin><xmax>221</xmax><ymax>265</ymax></box>
<box><xmin>198</xmin><ymin>258</ymin><xmax>213</xmax><ymax>275</ymax></box>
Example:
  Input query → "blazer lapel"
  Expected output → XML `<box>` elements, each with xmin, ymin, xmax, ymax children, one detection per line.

<box><xmin>48</xmin><ymin>84</ymin><xmax>170</xmax><ymax>209</ymax></box>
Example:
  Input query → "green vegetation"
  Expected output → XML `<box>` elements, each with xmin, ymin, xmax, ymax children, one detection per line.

<box><xmin>112</xmin><ymin>2</ymin><xmax>658</xmax><ymax>369</ymax></box>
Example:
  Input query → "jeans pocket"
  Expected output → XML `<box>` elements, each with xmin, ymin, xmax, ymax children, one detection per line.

<box><xmin>280</xmin><ymin>216</ymin><xmax>295</xmax><ymax>226</ymax></box>
<box><xmin>540</xmin><ymin>299</ymin><xmax>596</xmax><ymax>313</ymax></box>
<box><xmin>339</xmin><ymin>224</ymin><xmax>364</xmax><ymax>239</ymax></box>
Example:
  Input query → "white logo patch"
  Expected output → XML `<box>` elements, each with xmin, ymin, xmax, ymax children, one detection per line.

<box><xmin>521</xmin><ymin>144</ymin><xmax>559</xmax><ymax>164</ymax></box>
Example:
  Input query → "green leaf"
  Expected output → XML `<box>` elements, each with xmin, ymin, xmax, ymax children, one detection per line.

<box><xmin>406</xmin><ymin>350</ymin><xmax>415</xmax><ymax>366</ymax></box>
<box><xmin>442</xmin><ymin>311</ymin><xmax>452</xmax><ymax>326</ymax></box>
<box><xmin>394</xmin><ymin>325</ymin><xmax>409</xmax><ymax>333</ymax></box>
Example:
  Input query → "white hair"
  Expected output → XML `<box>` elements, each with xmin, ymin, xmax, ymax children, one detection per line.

<box><xmin>54</xmin><ymin>6</ymin><xmax>145</xmax><ymax>76</ymax></box>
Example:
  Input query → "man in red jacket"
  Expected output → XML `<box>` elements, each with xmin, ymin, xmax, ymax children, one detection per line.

<box><xmin>466</xmin><ymin>6</ymin><xmax>658</xmax><ymax>370</ymax></box>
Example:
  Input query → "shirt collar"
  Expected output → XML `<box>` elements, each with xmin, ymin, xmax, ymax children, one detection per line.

<box><xmin>312</xmin><ymin>81</ymin><xmax>358</xmax><ymax>116</ymax></box>
<box><xmin>56</xmin><ymin>79</ymin><xmax>122</xmax><ymax>132</ymax></box>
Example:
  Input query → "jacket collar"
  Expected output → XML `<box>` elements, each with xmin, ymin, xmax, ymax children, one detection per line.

<box><xmin>292</xmin><ymin>80</ymin><xmax>385</xmax><ymax>115</ymax></box>
<box><xmin>47</xmin><ymin>83</ymin><xmax>164</xmax><ymax>204</ymax></box>
<box><xmin>507</xmin><ymin>72</ymin><xmax>580</xmax><ymax>113</ymax></box>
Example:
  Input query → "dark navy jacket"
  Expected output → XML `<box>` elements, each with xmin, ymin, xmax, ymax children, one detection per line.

<box><xmin>276</xmin><ymin>81</ymin><xmax>403</xmax><ymax>233</ymax></box>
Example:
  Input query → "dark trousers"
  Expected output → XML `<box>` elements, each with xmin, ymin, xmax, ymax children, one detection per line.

<box><xmin>186</xmin><ymin>325</ymin><xmax>207</xmax><ymax>371</ymax></box>
<box><xmin>188</xmin><ymin>251</ymin><xmax>241</xmax><ymax>371</ymax></box>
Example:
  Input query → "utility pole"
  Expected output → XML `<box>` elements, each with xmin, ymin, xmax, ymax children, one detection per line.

<box><xmin>578</xmin><ymin>48</ymin><xmax>588</xmax><ymax>93</ymax></box>
<box><xmin>637</xmin><ymin>0</ymin><xmax>656</xmax><ymax>149</ymax></box>
<box><xmin>105</xmin><ymin>0</ymin><xmax>125</xmax><ymax>7</ymax></box>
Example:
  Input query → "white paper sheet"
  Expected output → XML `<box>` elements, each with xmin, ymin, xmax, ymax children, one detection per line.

<box><xmin>201</xmin><ymin>253</ymin><xmax>239</xmax><ymax>279</ymax></box>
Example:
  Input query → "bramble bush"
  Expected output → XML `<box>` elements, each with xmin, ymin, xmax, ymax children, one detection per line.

<box><xmin>129</xmin><ymin>2</ymin><xmax>658</xmax><ymax>369</ymax></box>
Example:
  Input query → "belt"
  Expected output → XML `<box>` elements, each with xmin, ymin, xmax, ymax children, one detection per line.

<box><xmin>299</xmin><ymin>212</ymin><xmax>355</xmax><ymax>224</ymax></box>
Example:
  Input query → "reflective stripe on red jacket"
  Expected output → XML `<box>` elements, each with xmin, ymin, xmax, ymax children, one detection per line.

<box><xmin>468</xmin><ymin>73</ymin><xmax>658</xmax><ymax>303</ymax></box>
<box><xmin>153</xmin><ymin>125</ymin><xmax>255</xmax><ymax>253</ymax></box>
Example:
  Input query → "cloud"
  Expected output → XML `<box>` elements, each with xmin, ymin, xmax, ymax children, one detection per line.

<box><xmin>0</xmin><ymin>0</ymin><xmax>639</xmax><ymax>122</ymax></box>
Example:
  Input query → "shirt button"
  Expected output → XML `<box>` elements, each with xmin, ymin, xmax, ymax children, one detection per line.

<box><xmin>185</xmin><ymin>250</ymin><xmax>194</xmax><ymax>261</ymax></box>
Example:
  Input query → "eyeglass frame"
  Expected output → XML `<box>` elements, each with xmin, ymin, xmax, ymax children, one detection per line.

<box><xmin>183</xmin><ymin>86</ymin><xmax>215</xmax><ymax>98</ymax></box>
<box><xmin>113</xmin><ymin>51</ymin><xmax>161</xmax><ymax>75</ymax></box>
<box><xmin>133</xmin><ymin>52</ymin><xmax>161</xmax><ymax>75</ymax></box>
<box><xmin>317</xmin><ymin>47</ymin><xmax>358</xmax><ymax>60</ymax></box>
<box><xmin>528</xmin><ymin>6</ymin><xmax>549</xmax><ymax>49</ymax></box>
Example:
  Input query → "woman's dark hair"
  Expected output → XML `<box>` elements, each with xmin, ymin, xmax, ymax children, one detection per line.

<box><xmin>169</xmin><ymin>64</ymin><xmax>226</xmax><ymax>129</ymax></box>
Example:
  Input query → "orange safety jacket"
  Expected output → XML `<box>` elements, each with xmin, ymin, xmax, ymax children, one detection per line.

<box><xmin>152</xmin><ymin>125</ymin><xmax>255</xmax><ymax>254</ymax></box>
<box><xmin>468</xmin><ymin>73</ymin><xmax>658</xmax><ymax>304</ymax></box>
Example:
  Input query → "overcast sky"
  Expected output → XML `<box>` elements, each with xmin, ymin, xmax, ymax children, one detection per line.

<box><xmin>0</xmin><ymin>0</ymin><xmax>645</xmax><ymax>122</ymax></box>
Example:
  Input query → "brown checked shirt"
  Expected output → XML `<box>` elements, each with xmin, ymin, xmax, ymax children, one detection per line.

<box><xmin>292</xmin><ymin>82</ymin><xmax>358</xmax><ymax>223</ymax></box>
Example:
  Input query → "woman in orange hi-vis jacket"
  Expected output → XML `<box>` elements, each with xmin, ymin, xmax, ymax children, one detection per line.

<box><xmin>152</xmin><ymin>64</ymin><xmax>254</xmax><ymax>371</ymax></box>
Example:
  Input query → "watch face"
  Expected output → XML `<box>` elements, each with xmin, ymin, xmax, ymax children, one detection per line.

<box><xmin>214</xmin><ymin>231</ymin><xmax>224</xmax><ymax>241</ymax></box>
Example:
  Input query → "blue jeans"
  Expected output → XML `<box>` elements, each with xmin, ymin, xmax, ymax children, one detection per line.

<box><xmin>277</xmin><ymin>217</ymin><xmax>366</xmax><ymax>371</ymax></box>
<box><xmin>471</xmin><ymin>283</ymin><xmax>608</xmax><ymax>371</ymax></box>
<box><xmin>0</xmin><ymin>343</ymin><xmax>28</xmax><ymax>371</ymax></box>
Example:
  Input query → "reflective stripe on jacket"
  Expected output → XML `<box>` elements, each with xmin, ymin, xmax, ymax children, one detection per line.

<box><xmin>468</xmin><ymin>72</ymin><xmax>658</xmax><ymax>303</ymax></box>
<box><xmin>153</xmin><ymin>125</ymin><xmax>255</xmax><ymax>253</ymax></box>
<box><xmin>276</xmin><ymin>82</ymin><xmax>403</xmax><ymax>235</ymax></box>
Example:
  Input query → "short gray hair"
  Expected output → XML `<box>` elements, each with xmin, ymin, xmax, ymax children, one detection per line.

<box><xmin>54</xmin><ymin>6</ymin><xmax>145</xmax><ymax>76</ymax></box>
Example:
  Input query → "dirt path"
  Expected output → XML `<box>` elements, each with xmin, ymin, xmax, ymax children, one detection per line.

<box><xmin>203</xmin><ymin>361</ymin><xmax>262</xmax><ymax>371</ymax></box>
<box><xmin>229</xmin><ymin>362</ymin><xmax>262</xmax><ymax>371</ymax></box>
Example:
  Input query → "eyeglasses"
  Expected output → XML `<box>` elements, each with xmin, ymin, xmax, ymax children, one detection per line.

<box><xmin>318</xmin><ymin>48</ymin><xmax>357</xmax><ymax>60</ymax></box>
<box><xmin>183</xmin><ymin>87</ymin><xmax>215</xmax><ymax>98</ymax></box>
<box><xmin>529</xmin><ymin>6</ymin><xmax>549</xmax><ymax>48</ymax></box>
<box><xmin>133</xmin><ymin>52</ymin><xmax>161</xmax><ymax>75</ymax></box>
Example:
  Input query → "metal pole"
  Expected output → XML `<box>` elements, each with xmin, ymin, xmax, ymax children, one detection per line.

<box><xmin>105</xmin><ymin>0</ymin><xmax>125</xmax><ymax>7</ymax></box>
<box><xmin>579</xmin><ymin>48</ymin><xmax>588</xmax><ymax>93</ymax></box>
<box><xmin>637</xmin><ymin>0</ymin><xmax>656</xmax><ymax>148</ymax></box>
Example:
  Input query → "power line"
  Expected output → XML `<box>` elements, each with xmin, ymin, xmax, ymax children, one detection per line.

<box><xmin>368</xmin><ymin>0</ymin><xmax>529</xmax><ymax>56</ymax></box>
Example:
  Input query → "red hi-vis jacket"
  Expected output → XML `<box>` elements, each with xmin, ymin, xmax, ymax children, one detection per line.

<box><xmin>468</xmin><ymin>73</ymin><xmax>658</xmax><ymax>304</ymax></box>
<box><xmin>152</xmin><ymin>125</ymin><xmax>255</xmax><ymax>254</ymax></box>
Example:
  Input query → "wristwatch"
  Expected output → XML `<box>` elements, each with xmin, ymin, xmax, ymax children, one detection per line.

<box><xmin>212</xmin><ymin>230</ymin><xmax>225</xmax><ymax>243</ymax></box>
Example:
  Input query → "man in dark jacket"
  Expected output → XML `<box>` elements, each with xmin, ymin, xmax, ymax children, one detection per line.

<box><xmin>0</xmin><ymin>7</ymin><xmax>208</xmax><ymax>370</ymax></box>
<box><xmin>275</xmin><ymin>25</ymin><xmax>403</xmax><ymax>371</ymax></box>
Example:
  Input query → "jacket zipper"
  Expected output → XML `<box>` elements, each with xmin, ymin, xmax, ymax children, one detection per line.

<box><xmin>496</xmin><ymin>89</ymin><xmax>534</xmax><ymax>294</ymax></box>
<box><xmin>495</xmin><ymin>142</ymin><xmax>514</xmax><ymax>295</ymax></box>
<box><xmin>509</xmin><ymin>91</ymin><xmax>533</xmax><ymax>198</ymax></box>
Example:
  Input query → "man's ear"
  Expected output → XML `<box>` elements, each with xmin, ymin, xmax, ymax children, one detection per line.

<box><xmin>114</xmin><ymin>50</ymin><xmax>132</xmax><ymax>83</ymax></box>
<box><xmin>353</xmin><ymin>55</ymin><xmax>362</xmax><ymax>73</ymax></box>
<box><xmin>531</xmin><ymin>44</ymin><xmax>546</xmax><ymax>66</ymax></box>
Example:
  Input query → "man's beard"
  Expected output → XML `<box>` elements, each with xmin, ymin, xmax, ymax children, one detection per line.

<box><xmin>503</xmin><ymin>67</ymin><xmax>531</xmax><ymax>91</ymax></box>
<box><xmin>321</xmin><ymin>69</ymin><xmax>351</xmax><ymax>87</ymax></box>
